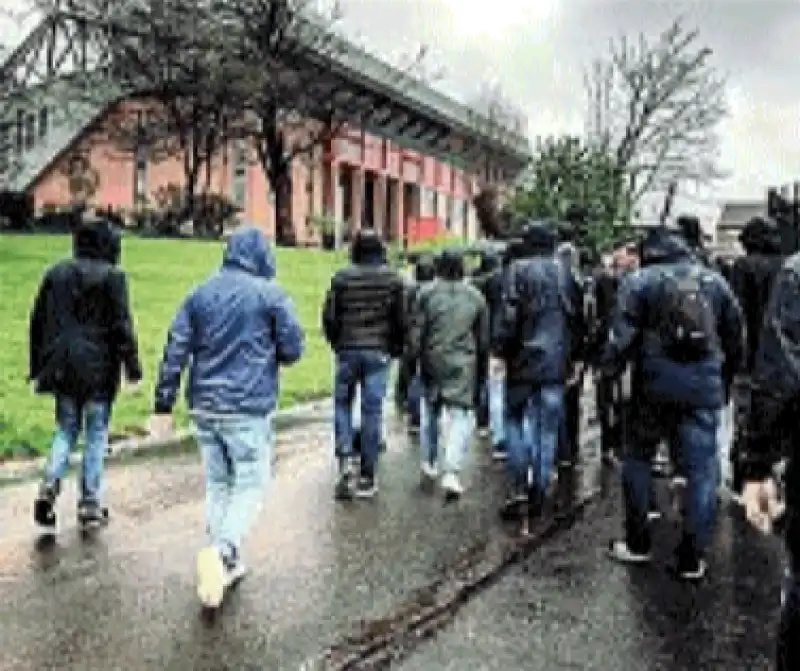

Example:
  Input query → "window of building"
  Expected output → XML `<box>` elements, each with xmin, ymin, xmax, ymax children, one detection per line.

<box><xmin>0</xmin><ymin>123</ymin><xmax>8</xmax><ymax>174</ymax></box>
<box><xmin>15</xmin><ymin>109</ymin><xmax>24</xmax><ymax>153</ymax></box>
<box><xmin>307</xmin><ymin>162</ymin><xmax>315</xmax><ymax>218</ymax></box>
<box><xmin>24</xmin><ymin>113</ymin><xmax>35</xmax><ymax>150</ymax></box>
<box><xmin>452</xmin><ymin>198</ymin><xmax>464</xmax><ymax>234</ymax></box>
<box><xmin>38</xmin><ymin>106</ymin><xmax>49</xmax><ymax>140</ymax></box>
<box><xmin>432</xmin><ymin>189</ymin><xmax>439</xmax><ymax>220</ymax></box>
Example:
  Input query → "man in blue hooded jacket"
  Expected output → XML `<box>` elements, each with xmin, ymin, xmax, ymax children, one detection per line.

<box><xmin>151</xmin><ymin>227</ymin><xmax>304</xmax><ymax>609</ymax></box>
<box><xmin>601</xmin><ymin>227</ymin><xmax>743</xmax><ymax>580</ymax></box>
<box><xmin>493</xmin><ymin>221</ymin><xmax>585</xmax><ymax>519</ymax></box>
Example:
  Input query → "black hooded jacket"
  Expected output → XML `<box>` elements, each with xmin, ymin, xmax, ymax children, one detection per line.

<box><xmin>29</xmin><ymin>220</ymin><xmax>141</xmax><ymax>400</ymax></box>
<box><xmin>730</xmin><ymin>216</ymin><xmax>784</xmax><ymax>372</ymax></box>
<box><xmin>322</xmin><ymin>230</ymin><xmax>405</xmax><ymax>355</ymax></box>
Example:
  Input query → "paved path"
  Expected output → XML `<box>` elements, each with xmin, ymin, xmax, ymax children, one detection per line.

<box><xmin>399</xmin><ymin>479</ymin><xmax>785</xmax><ymax>670</ymax></box>
<box><xmin>0</xmin><ymin>418</ymin><xmax>520</xmax><ymax>670</ymax></box>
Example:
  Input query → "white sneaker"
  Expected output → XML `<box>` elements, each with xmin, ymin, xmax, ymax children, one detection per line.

<box><xmin>441</xmin><ymin>472</ymin><xmax>464</xmax><ymax>497</ymax></box>
<box><xmin>420</xmin><ymin>461</ymin><xmax>438</xmax><ymax>480</ymax></box>
<box><xmin>196</xmin><ymin>546</ymin><xmax>225</xmax><ymax>609</ymax></box>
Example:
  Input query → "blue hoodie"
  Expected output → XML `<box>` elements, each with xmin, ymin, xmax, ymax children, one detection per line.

<box><xmin>154</xmin><ymin>227</ymin><xmax>304</xmax><ymax>416</ymax></box>
<box><xmin>602</xmin><ymin>228</ymin><xmax>743</xmax><ymax>408</ymax></box>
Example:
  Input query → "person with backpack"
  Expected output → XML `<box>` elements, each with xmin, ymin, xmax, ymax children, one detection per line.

<box><xmin>740</xmin><ymin>251</ymin><xmax>800</xmax><ymax>670</ymax></box>
<box><xmin>30</xmin><ymin>216</ymin><xmax>141</xmax><ymax>532</ymax></box>
<box><xmin>493</xmin><ymin>221</ymin><xmax>585</xmax><ymax>519</ymax></box>
<box><xmin>600</xmin><ymin>227</ymin><xmax>744</xmax><ymax>580</ymax></box>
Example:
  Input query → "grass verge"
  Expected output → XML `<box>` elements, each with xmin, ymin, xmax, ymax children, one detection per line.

<box><xmin>0</xmin><ymin>233</ymin><xmax>344</xmax><ymax>457</ymax></box>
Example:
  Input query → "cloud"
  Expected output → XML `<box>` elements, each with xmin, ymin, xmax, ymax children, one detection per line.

<box><xmin>338</xmin><ymin>0</ymin><xmax>800</xmax><ymax>202</ymax></box>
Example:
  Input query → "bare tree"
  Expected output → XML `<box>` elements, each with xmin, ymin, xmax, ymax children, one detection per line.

<box><xmin>584</xmin><ymin>18</ymin><xmax>727</xmax><ymax>223</ymax></box>
<box><xmin>70</xmin><ymin>0</ymin><xmax>242</xmax><ymax>230</ymax></box>
<box><xmin>468</xmin><ymin>81</ymin><xmax>529</xmax><ymax>238</ymax></box>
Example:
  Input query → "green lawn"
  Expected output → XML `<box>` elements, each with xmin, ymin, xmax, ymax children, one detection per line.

<box><xmin>0</xmin><ymin>234</ymin><xmax>344</xmax><ymax>457</ymax></box>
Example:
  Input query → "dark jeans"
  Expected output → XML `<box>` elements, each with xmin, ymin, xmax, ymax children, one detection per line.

<box><xmin>559</xmin><ymin>381</ymin><xmax>580</xmax><ymax>464</ymax></box>
<box><xmin>334</xmin><ymin>349</ymin><xmax>390</xmax><ymax>477</ymax></box>
<box><xmin>622</xmin><ymin>401</ymin><xmax>719</xmax><ymax>559</ymax></box>
<box><xmin>597</xmin><ymin>375</ymin><xmax>624</xmax><ymax>456</ymax></box>
<box><xmin>779</xmin><ymin>566</ymin><xmax>800</xmax><ymax>670</ymax></box>
<box><xmin>407</xmin><ymin>372</ymin><xmax>423</xmax><ymax>427</ymax></box>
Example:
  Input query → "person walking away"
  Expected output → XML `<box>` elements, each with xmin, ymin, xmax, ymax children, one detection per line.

<box><xmin>601</xmin><ymin>227</ymin><xmax>743</xmax><ymax>580</ymax></box>
<box><xmin>676</xmin><ymin>213</ymin><xmax>713</xmax><ymax>267</ymax></box>
<box><xmin>403</xmin><ymin>254</ymin><xmax>436</xmax><ymax>432</ymax></box>
<box><xmin>322</xmin><ymin>229</ymin><xmax>405</xmax><ymax>500</ymax></box>
<box><xmin>729</xmin><ymin>215</ymin><xmax>783</xmax><ymax>495</ymax></box>
<box><xmin>30</xmin><ymin>216</ymin><xmax>140</xmax><ymax>532</ymax></box>
<box><xmin>471</xmin><ymin>250</ymin><xmax>501</xmax><ymax>435</ymax></box>
<box><xmin>150</xmin><ymin>227</ymin><xmax>303</xmax><ymax>609</ymax></box>
<box><xmin>493</xmin><ymin>222</ymin><xmax>584</xmax><ymax>519</ymax></box>
<box><xmin>408</xmin><ymin>250</ymin><xmax>488</xmax><ymax>497</ymax></box>
<box><xmin>556</xmin><ymin>241</ymin><xmax>587</xmax><ymax>468</ymax></box>
<box><xmin>739</xmin><ymin>251</ymin><xmax>800</xmax><ymax>669</ymax></box>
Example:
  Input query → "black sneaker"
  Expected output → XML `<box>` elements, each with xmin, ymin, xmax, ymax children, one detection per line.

<box><xmin>499</xmin><ymin>487</ymin><xmax>528</xmax><ymax>521</ymax></box>
<box><xmin>34</xmin><ymin>481</ymin><xmax>59</xmax><ymax>532</ymax></box>
<box><xmin>77</xmin><ymin>501</ymin><xmax>108</xmax><ymax>529</ymax></box>
<box><xmin>675</xmin><ymin>556</ymin><xmax>707</xmax><ymax>582</ymax></box>
<box><xmin>334</xmin><ymin>458</ymin><xmax>356</xmax><ymax>501</ymax></box>
<box><xmin>354</xmin><ymin>475</ymin><xmax>377</xmax><ymax>499</ymax></box>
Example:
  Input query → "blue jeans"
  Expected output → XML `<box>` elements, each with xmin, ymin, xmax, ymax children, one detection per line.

<box><xmin>623</xmin><ymin>403</ymin><xmax>719</xmax><ymax>557</ymax></box>
<box><xmin>195</xmin><ymin>413</ymin><xmax>273</xmax><ymax>560</ymax></box>
<box><xmin>420</xmin><ymin>398</ymin><xmax>475</xmax><ymax>473</ymax></box>
<box><xmin>505</xmin><ymin>385</ymin><xmax>564</xmax><ymax>493</ymax></box>
<box><xmin>334</xmin><ymin>349</ymin><xmax>390</xmax><ymax>476</ymax></box>
<box><xmin>489</xmin><ymin>375</ymin><xmax>505</xmax><ymax>448</ymax></box>
<box><xmin>44</xmin><ymin>395</ymin><xmax>110</xmax><ymax>503</ymax></box>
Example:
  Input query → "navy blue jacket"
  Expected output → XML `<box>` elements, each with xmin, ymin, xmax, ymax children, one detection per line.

<box><xmin>154</xmin><ymin>227</ymin><xmax>304</xmax><ymax>416</ymax></box>
<box><xmin>601</xmin><ymin>230</ymin><xmax>743</xmax><ymax>409</ymax></box>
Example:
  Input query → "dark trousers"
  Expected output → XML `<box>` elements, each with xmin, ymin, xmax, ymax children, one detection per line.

<box><xmin>597</xmin><ymin>376</ymin><xmax>624</xmax><ymax>457</ymax></box>
<box><xmin>559</xmin><ymin>380</ymin><xmax>581</xmax><ymax>464</ymax></box>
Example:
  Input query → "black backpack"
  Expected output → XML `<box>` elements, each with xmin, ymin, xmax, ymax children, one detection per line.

<box><xmin>657</xmin><ymin>268</ymin><xmax>716</xmax><ymax>362</ymax></box>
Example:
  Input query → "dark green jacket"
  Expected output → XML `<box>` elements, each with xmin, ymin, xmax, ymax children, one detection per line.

<box><xmin>408</xmin><ymin>279</ymin><xmax>489</xmax><ymax>408</ymax></box>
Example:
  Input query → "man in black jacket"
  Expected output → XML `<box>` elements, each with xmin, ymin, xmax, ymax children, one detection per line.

<box><xmin>740</xmin><ymin>251</ymin><xmax>800</xmax><ymax>669</ymax></box>
<box><xmin>29</xmin><ymin>217</ymin><xmax>141</xmax><ymax>531</ymax></box>
<box><xmin>322</xmin><ymin>230</ymin><xmax>405</xmax><ymax>499</ymax></box>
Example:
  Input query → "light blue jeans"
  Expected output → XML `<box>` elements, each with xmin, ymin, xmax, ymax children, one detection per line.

<box><xmin>489</xmin><ymin>375</ymin><xmax>505</xmax><ymax>448</ymax></box>
<box><xmin>505</xmin><ymin>385</ymin><xmax>564</xmax><ymax>493</ymax></box>
<box><xmin>44</xmin><ymin>396</ymin><xmax>110</xmax><ymax>503</ymax></box>
<box><xmin>420</xmin><ymin>398</ymin><xmax>475</xmax><ymax>474</ymax></box>
<box><xmin>194</xmin><ymin>413</ymin><xmax>273</xmax><ymax>561</ymax></box>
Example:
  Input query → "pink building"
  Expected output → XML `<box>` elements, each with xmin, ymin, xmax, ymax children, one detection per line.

<box><xmin>1</xmin><ymin>6</ymin><xmax>530</xmax><ymax>245</ymax></box>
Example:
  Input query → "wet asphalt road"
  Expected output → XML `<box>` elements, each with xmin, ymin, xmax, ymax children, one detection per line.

<box><xmin>400</xmin><ymin>481</ymin><xmax>785</xmax><ymax>671</ymax></box>
<box><xmin>0</xmin><ymin>397</ymin><xmax>785</xmax><ymax>671</ymax></box>
<box><xmin>0</xmin><ymin>418</ymin><xmax>520</xmax><ymax>670</ymax></box>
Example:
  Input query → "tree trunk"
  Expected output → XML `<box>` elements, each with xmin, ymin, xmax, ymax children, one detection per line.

<box><xmin>274</xmin><ymin>170</ymin><xmax>295</xmax><ymax>247</ymax></box>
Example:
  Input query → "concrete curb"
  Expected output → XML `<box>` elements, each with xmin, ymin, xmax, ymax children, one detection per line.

<box><xmin>0</xmin><ymin>399</ymin><xmax>334</xmax><ymax>487</ymax></box>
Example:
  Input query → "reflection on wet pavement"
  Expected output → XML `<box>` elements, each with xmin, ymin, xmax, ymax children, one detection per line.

<box><xmin>399</xmin><ymin>479</ymin><xmax>784</xmax><ymax>670</ymax></box>
<box><xmin>0</xmin><ymin>417</ymin><xmax>537</xmax><ymax>670</ymax></box>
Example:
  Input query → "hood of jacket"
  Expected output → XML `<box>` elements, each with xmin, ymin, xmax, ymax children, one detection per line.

<box><xmin>351</xmin><ymin>229</ymin><xmax>386</xmax><ymax>265</ymax></box>
<box><xmin>519</xmin><ymin>220</ymin><xmax>557</xmax><ymax>257</ymax></box>
<box><xmin>639</xmin><ymin>227</ymin><xmax>693</xmax><ymax>267</ymax></box>
<box><xmin>415</xmin><ymin>254</ymin><xmax>436</xmax><ymax>282</ymax></box>
<box><xmin>222</xmin><ymin>227</ymin><xmax>276</xmax><ymax>279</ymax></box>
<box><xmin>72</xmin><ymin>219</ymin><xmax>120</xmax><ymax>264</ymax></box>
<box><xmin>740</xmin><ymin>215</ymin><xmax>782</xmax><ymax>254</ymax></box>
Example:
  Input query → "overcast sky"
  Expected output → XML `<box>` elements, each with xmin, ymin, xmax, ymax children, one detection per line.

<box><xmin>334</xmin><ymin>0</ymin><xmax>800</xmax><ymax>208</ymax></box>
<box><xmin>3</xmin><ymin>0</ymin><xmax>798</xmax><ymax>212</ymax></box>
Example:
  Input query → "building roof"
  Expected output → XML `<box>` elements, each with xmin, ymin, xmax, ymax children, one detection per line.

<box><xmin>716</xmin><ymin>200</ymin><xmax>765</xmax><ymax>230</ymax></box>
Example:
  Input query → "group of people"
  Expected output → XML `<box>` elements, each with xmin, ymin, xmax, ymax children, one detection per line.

<box><xmin>22</xmin><ymin>209</ymin><xmax>800</xmax><ymax>668</ymax></box>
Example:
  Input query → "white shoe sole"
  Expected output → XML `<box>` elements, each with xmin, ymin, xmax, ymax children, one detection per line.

<box><xmin>197</xmin><ymin>547</ymin><xmax>225</xmax><ymax>609</ymax></box>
